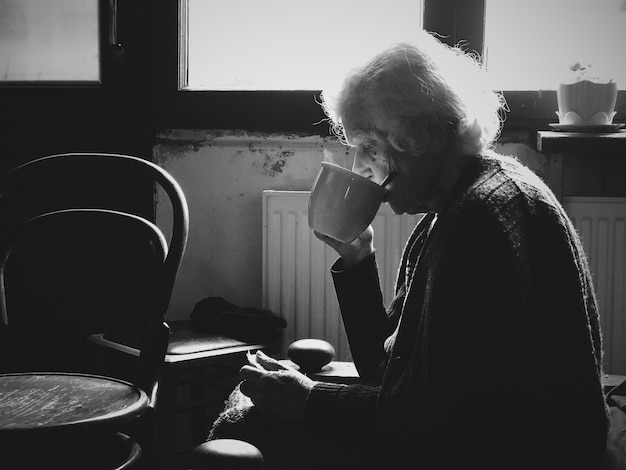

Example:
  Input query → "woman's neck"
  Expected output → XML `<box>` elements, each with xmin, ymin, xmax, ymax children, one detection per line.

<box><xmin>427</xmin><ymin>149</ymin><xmax>471</xmax><ymax>212</ymax></box>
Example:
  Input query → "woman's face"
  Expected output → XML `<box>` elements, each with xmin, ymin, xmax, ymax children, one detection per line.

<box><xmin>345</xmin><ymin>128</ymin><xmax>447</xmax><ymax>214</ymax></box>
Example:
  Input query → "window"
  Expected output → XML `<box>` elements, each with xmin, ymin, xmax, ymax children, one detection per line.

<box><xmin>484</xmin><ymin>0</ymin><xmax>626</xmax><ymax>91</ymax></box>
<box><xmin>183</xmin><ymin>0</ymin><xmax>424</xmax><ymax>91</ymax></box>
<box><xmin>0</xmin><ymin>0</ymin><xmax>148</xmax><ymax>163</ymax></box>
<box><xmin>152</xmin><ymin>0</ymin><xmax>624</xmax><ymax>132</ymax></box>
<box><xmin>0</xmin><ymin>0</ymin><xmax>100</xmax><ymax>84</ymax></box>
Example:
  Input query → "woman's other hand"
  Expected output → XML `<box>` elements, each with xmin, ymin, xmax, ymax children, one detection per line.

<box><xmin>239</xmin><ymin>350</ymin><xmax>315</xmax><ymax>421</ymax></box>
<box><xmin>314</xmin><ymin>225</ymin><xmax>375</xmax><ymax>270</ymax></box>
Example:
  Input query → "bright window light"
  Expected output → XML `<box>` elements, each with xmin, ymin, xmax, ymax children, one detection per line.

<box><xmin>183</xmin><ymin>0</ymin><xmax>424</xmax><ymax>91</ymax></box>
<box><xmin>0</xmin><ymin>0</ymin><xmax>100</xmax><ymax>83</ymax></box>
<box><xmin>484</xmin><ymin>0</ymin><xmax>626</xmax><ymax>90</ymax></box>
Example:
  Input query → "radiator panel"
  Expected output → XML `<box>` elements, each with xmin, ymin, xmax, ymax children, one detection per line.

<box><xmin>564</xmin><ymin>197</ymin><xmax>626</xmax><ymax>374</ymax></box>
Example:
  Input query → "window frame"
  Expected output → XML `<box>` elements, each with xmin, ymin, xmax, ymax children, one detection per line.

<box><xmin>152</xmin><ymin>0</ymin><xmax>625</xmax><ymax>135</ymax></box>
<box><xmin>0</xmin><ymin>0</ymin><xmax>152</xmax><ymax>168</ymax></box>
<box><xmin>153</xmin><ymin>0</ymin><xmax>331</xmax><ymax>134</ymax></box>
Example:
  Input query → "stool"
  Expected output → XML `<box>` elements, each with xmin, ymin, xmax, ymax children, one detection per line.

<box><xmin>189</xmin><ymin>439</ymin><xmax>263</xmax><ymax>470</ymax></box>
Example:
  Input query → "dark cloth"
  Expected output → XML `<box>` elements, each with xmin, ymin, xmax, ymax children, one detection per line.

<box><xmin>605</xmin><ymin>383</ymin><xmax>626</xmax><ymax>469</ymax></box>
<box><xmin>190</xmin><ymin>296</ymin><xmax>286</xmax><ymax>342</ymax></box>
<box><xmin>207</xmin><ymin>386</ymin><xmax>310</xmax><ymax>470</ymax></box>
<box><xmin>304</xmin><ymin>152</ymin><xmax>609</xmax><ymax>469</ymax></box>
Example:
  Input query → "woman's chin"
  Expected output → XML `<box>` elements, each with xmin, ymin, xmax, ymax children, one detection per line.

<box><xmin>388</xmin><ymin>200</ymin><xmax>411</xmax><ymax>215</ymax></box>
<box><xmin>388</xmin><ymin>198</ymin><xmax>425</xmax><ymax>215</ymax></box>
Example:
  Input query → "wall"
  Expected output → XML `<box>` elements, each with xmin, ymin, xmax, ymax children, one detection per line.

<box><xmin>154</xmin><ymin>129</ymin><xmax>545</xmax><ymax>321</ymax></box>
<box><xmin>153</xmin><ymin>129</ymin><xmax>352</xmax><ymax>320</ymax></box>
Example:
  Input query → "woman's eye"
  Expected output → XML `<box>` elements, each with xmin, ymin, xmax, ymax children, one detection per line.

<box><xmin>364</xmin><ymin>145</ymin><xmax>377</xmax><ymax>157</ymax></box>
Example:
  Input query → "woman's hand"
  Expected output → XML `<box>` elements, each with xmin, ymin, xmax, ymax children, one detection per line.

<box><xmin>314</xmin><ymin>225</ymin><xmax>375</xmax><ymax>270</ymax></box>
<box><xmin>239</xmin><ymin>350</ymin><xmax>315</xmax><ymax>421</ymax></box>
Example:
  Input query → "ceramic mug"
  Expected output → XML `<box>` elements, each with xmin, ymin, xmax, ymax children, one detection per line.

<box><xmin>308</xmin><ymin>162</ymin><xmax>389</xmax><ymax>243</ymax></box>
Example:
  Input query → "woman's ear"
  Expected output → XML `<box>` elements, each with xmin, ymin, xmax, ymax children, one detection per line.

<box><xmin>399</xmin><ymin>126</ymin><xmax>430</xmax><ymax>157</ymax></box>
<box><xmin>402</xmin><ymin>120</ymin><xmax>450</xmax><ymax>157</ymax></box>
<box><xmin>429</xmin><ymin>124</ymin><xmax>452</xmax><ymax>154</ymax></box>
<box><xmin>410</xmin><ymin>141</ymin><xmax>428</xmax><ymax>157</ymax></box>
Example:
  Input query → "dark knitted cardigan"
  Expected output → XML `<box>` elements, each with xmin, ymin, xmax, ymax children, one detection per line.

<box><xmin>304</xmin><ymin>152</ymin><xmax>609</xmax><ymax>469</ymax></box>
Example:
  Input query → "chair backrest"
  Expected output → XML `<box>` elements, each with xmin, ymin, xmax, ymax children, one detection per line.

<box><xmin>0</xmin><ymin>153</ymin><xmax>189</xmax><ymax>394</ymax></box>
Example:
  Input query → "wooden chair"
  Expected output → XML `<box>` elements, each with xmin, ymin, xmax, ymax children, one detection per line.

<box><xmin>0</xmin><ymin>153</ymin><xmax>189</xmax><ymax>469</ymax></box>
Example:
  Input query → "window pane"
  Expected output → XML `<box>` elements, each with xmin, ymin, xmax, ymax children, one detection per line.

<box><xmin>484</xmin><ymin>0</ymin><xmax>626</xmax><ymax>90</ymax></box>
<box><xmin>185</xmin><ymin>0</ymin><xmax>424</xmax><ymax>91</ymax></box>
<box><xmin>0</xmin><ymin>0</ymin><xmax>100</xmax><ymax>83</ymax></box>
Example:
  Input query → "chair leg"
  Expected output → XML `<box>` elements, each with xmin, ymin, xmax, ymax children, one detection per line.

<box><xmin>155</xmin><ymin>368</ymin><xmax>179</xmax><ymax>470</ymax></box>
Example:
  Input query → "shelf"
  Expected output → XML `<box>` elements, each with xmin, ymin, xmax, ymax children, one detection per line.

<box><xmin>537</xmin><ymin>130</ymin><xmax>626</xmax><ymax>154</ymax></box>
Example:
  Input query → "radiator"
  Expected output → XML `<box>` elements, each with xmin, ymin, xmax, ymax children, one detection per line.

<box><xmin>564</xmin><ymin>197</ymin><xmax>626</xmax><ymax>375</ymax></box>
<box><xmin>262</xmin><ymin>190</ymin><xmax>423</xmax><ymax>360</ymax></box>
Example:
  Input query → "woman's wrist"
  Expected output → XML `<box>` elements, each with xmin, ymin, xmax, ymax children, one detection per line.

<box><xmin>341</xmin><ymin>247</ymin><xmax>374</xmax><ymax>270</ymax></box>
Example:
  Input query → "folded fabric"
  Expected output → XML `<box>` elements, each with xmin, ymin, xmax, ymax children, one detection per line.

<box><xmin>605</xmin><ymin>379</ymin><xmax>626</xmax><ymax>469</ymax></box>
<box><xmin>190</xmin><ymin>296</ymin><xmax>286</xmax><ymax>342</ymax></box>
<box><xmin>608</xmin><ymin>379</ymin><xmax>626</xmax><ymax>410</ymax></box>
<box><xmin>208</xmin><ymin>385</ymin><xmax>311</xmax><ymax>469</ymax></box>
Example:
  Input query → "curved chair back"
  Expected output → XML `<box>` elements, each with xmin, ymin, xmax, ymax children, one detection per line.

<box><xmin>0</xmin><ymin>153</ymin><xmax>189</xmax><ymax>395</ymax></box>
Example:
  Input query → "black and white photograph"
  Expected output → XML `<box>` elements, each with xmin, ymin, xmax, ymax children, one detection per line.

<box><xmin>1</xmin><ymin>1</ymin><xmax>626</xmax><ymax>469</ymax></box>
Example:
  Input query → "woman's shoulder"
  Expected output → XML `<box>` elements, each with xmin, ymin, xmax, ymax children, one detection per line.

<box><xmin>440</xmin><ymin>151</ymin><xmax>567</xmax><ymax>240</ymax></box>
<box><xmin>462</xmin><ymin>151</ymin><xmax>556</xmax><ymax>210</ymax></box>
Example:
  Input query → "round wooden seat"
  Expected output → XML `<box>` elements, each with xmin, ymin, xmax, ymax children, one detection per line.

<box><xmin>0</xmin><ymin>373</ymin><xmax>148</xmax><ymax>470</ymax></box>
<box><xmin>0</xmin><ymin>372</ymin><xmax>149</xmax><ymax>434</ymax></box>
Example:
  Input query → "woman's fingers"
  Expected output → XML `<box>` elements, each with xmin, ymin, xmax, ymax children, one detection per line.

<box><xmin>314</xmin><ymin>228</ymin><xmax>375</xmax><ymax>268</ymax></box>
<box><xmin>237</xmin><ymin>365</ymin><xmax>314</xmax><ymax>420</ymax></box>
<box><xmin>240</xmin><ymin>364</ymin><xmax>264</xmax><ymax>381</ymax></box>
<box><xmin>238</xmin><ymin>378</ymin><xmax>255</xmax><ymax>398</ymax></box>
<box><xmin>255</xmin><ymin>350</ymin><xmax>289</xmax><ymax>371</ymax></box>
<box><xmin>238</xmin><ymin>366</ymin><xmax>265</xmax><ymax>403</ymax></box>
<box><xmin>314</xmin><ymin>230</ymin><xmax>343</xmax><ymax>250</ymax></box>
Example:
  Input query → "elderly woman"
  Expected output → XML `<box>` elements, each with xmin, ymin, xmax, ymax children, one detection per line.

<box><xmin>209</xmin><ymin>30</ymin><xmax>609</xmax><ymax>470</ymax></box>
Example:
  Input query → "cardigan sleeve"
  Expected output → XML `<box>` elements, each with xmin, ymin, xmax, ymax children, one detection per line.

<box><xmin>331</xmin><ymin>254</ymin><xmax>395</xmax><ymax>383</ymax></box>
<box><xmin>296</xmin><ymin>256</ymin><xmax>387</xmax><ymax>452</ymax></box>
<box><xmin>303</xmin><ymin>381</ymin><xmax>380</xmax><ymax>433</ymax></box>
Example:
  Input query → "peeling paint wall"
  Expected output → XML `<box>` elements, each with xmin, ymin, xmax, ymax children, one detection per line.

<box><xmin>153</xmin><ymin>130</ymin><xmax>351</xmax><ymax>320</ymax></box>
<box><xmin>153</xmin><ymin>129</ymin><xmax>548</xmax><ymax>321</ymax></box>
